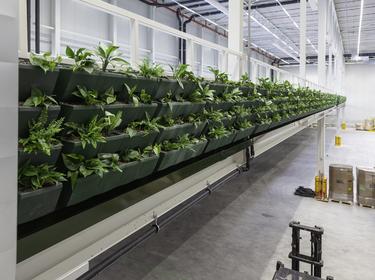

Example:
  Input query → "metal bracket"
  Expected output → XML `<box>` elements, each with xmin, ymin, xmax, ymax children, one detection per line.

<box><xmin>152</xmin><ymin>212</ymin><xmax>160</xmax><ymax>232</ymax></box>
<box><xmin>206</xmin><ymin>181</ymin><xmax>213</xmax><ymax>194</ymax></box>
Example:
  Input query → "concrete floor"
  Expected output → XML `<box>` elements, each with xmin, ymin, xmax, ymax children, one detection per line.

<box><xmin>92</xmin><ymin>128</ymin><xmax>375</xmax><ymax>280</ymax></box>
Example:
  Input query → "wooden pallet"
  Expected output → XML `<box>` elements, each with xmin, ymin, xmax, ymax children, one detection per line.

<box><xmin>329</xmin><ymin>199</ymin><xmax>353</xmax><ymax>206</ymax></box>
<box><xmin>358</xmin><ymin>203</ymin><xmax>375</xmax><ymax>209</ymax></box>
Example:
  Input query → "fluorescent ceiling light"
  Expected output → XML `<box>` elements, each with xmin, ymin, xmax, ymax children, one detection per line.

<box><xmin>203</xmin><ymin>0</ymin><xmax>228</xmax><ymax>16</ymax></box>
<box><xmin>357</xmin><ymin>0</ymin><xmax>364</xmax><ymax>56</ymax></box>
<box><xmin>273</xmin><ymin>43</ymin><xmax>300</xmax><ymax>63</ymax></box>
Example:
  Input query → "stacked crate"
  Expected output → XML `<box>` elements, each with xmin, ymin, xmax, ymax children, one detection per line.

<box><xmin>357</xmin><ymin>167</ymin><xmax>375</xmax><ymax>208</ymax></box>
<box><xmin>329</xmin><ymin>164</ymin><xmax>354</xmax><ymax>204</ymax></box>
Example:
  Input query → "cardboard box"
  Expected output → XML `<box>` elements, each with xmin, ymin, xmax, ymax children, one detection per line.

<box><xmin>329</xmin><ymin>164</ymin><xmax>353</xmax><ymax>202</ymax></box>
<box><xmin>357</xmin><ymin>167</ymin><xmax>375</xmax><ymax>207</ymax></box>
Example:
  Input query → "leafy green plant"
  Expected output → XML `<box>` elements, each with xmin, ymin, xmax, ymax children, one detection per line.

<box><xmin>19</xmin><ymin>110</ymin><xmax>64</xmax><ymax>155</ymax></box>
<box><xmin>157</xmin><ymin>115</ymin><xmax>184</xmax><ymax>127</ymax></box>
<box><xmin>23</xmin><ymin>88</ymin><xmax>58</xmax><ymax>107</ymax></box>
<box><xmin>18</xmin><ymin>162</ymin><xmax>66</xmax><ymax>191</ymax></box>
<box><xmin>203</xmin><ymin>109</ymin><xmax>224</xmax><ymax>122</ymax></box>
<box><xmin>208</xmin><ymin>66</ymin><xmax>229</xmax><ymax>84</ymax></box>
<box><xmin>230</xmin><ymin>105</ymin><xmax>252</xmax><ymax>119</ymax></box>
<box><xmin>237</xmin><ymin>120</ymin><xmax>253</xmax><ymax>130</ymax></box>
<box><xmin>124</xmin><ymin>84</ymin><xmax>152</xmax><ymax>106</ymax></box>
<box><xmin>72</xmin><ymin>86</ymin><xmax>117</xmax><ymax>105</ymax></box>
<box><xmin>220</xmin><ymin>87</ymin><xmax>244</xmax><ymax>103</ymax></box>
<box><xmin>95</xmin><ymin>43</ymin><xmax>127</xmax><ymax>71</ymax></box>
<box><xmin>138</xmin><ymin>59</ymin><xmax>165</xmax><ymax>78</ymax></box>
<box><xmin>102</xmin><ymin>111</ymin><xmax>122</xmax><ymax>135</ymax></box>
<box><xmin>65</xmin><ymin>46</ymin><xmax>97</xmax><ymax>73</ymax></box>
<box><xmin>98</xmin><ymin>153</ymin><xmax>122</xmax><ymax>173</ymax></box>
<box><xmin>187</xmin><ymin>83</ymin><xmax>215</xmax><ymax>103</ymax></box>
<box><xmin>29</xmin><ymin>52</ymin><xmax>62</xmax><ymax>73</ymax></box>
<box><xmin>207</xmin><ymin>125</ymin><xmax>231</xmax><ymax>139</ymax></box>
<box><xmin>64</xmin><ymin>116</ymin><xmax>106</xmax><ymax>148</ymax></box>
<box><xmin>171</xmin><ymin>64</ymin><xmax>195</xmax><ymax>88</ymax></box>
<box><xmin>125</xmin><ymin>114</ymin><xmax>161</xmax><ymax>137</ymax></box>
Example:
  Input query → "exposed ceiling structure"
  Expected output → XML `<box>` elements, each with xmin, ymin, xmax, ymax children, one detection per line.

<box><xmin>160</xmin><ymin>0</ymin><xmax>375</xmax><ymax>64</ymax></box>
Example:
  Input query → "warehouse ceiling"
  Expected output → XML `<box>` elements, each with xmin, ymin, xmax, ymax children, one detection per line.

<box><xmin>161</xmin><ymin>0</ymin><xmax>375</xmax><ymax>64</ymax></box>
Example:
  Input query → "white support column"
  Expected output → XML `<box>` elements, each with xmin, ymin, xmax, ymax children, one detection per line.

<box><xmin>328</xmin><ymin>45</ymin><xmax>333</xmax><ymax>91</ymax></box>
<box><xmin>149</xmin><ymin>6</ymin><xmax>156</xmax><ymax>62</ymax></box>
<box><xmin>318</xmin><ymin>0</ymin><xmax>327</xmax><ymax>87</ymax></box>
<box><xmin>317</xmin><ymin>117</ymin><xmax>326</xmax><ymax>177</ymax></box>
<box><xmin>186</xmin><ymin>38</ymin><xmax>195</xmax><ymax>73</ymax></box>
<box><xmin>246</xmin><ymin>0</ymin><xmax>252</xmax><ymax>78</ymax></box>
<box><xmin>228</xmin><ymin>0</ymin><xmax>243</xmax><ymax>80</ymax></box>
<box><xmin>199</xmin><ymin>27</ymin><xmax>204</xmax><ymax>76</ymax></box>
<box><xmin>19</xmin><ymin>0</ymin><xmax>28</xmax><ymax>57</ymax></box>
<box><xmin>51</xmin><ymin>0</ymin><xmax>61</xmax><ymax>55</ymax></box>
<box><xmin>109</xmin><ymin>0</ymin><xmax>118</xmax><ymax>45</ymax></box>
<box><xmin>299</xmin><ymin>0</ymin><xmax>307</xmax><ymax>83</ymax></box>
<box><xmin>130</xmin><ymin>18</ymin><xmax>139</xmax><ymax>69</ymax></box>
<box><xmin>1</xmin><ymin>0</ymin><xmax>18</xmax><ymax>279</ymax></box>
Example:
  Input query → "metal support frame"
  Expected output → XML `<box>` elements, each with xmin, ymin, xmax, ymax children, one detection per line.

<box><xmin>317</xmin><ymin>117</ymin><xmax>325</xmax><ymax>177</ymax></box>
<box><xmin>318</xmin><ymin>0</ymin><xmax>327</xmax><ymax>87</ymax></box>
<box><xmin>299</xmin><ymin>0</ymin><xmax>306</xmax><ymax>82</ymax></box>
<box><xmin>130</xmin><ymin>18</ymin><xmax>139</xmax><ymax>68</ymax></box>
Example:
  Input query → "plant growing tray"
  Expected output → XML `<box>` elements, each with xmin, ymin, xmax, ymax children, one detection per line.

<box><xmin>54</xmin><ymin>69</ymin><xmax>125</xmax><ymax>102</ymax></box>
<box><xmin>175</xmin><ymin>80</ymin><xmax>198</xmax><ymax>98</ymax></box>
<box><xmin>18</xmin><ymin>182</ymin><xmax>63</xmax><ymax>224</ymax></box>
<box><xmin>253</xmin><ymin>123</ymin><xmax>271</xmax><ymax>135</ymax></box>
<box><xmin>18</xmin><ymin>105</ymin><xmax>61</xmax><ymax>138</ymax></box>
<box><xmin>61</xmin><ymin>133</ymin><xmax>125</xmax><ymax>158</ymax></box>
<box><xmin>209</xmin><ymin>83</ymin><xmax>235</xmax><ymax>95</ymax></box>
<box><xmin>19</xmin><ymin>64</ymin><xmax>60</xmax><ymax>102</ymax></box>
<box><xmin>18</xmin><ymin>143</ymin><xmax>63</xmax><ymax>166</ymax></box>
<box><xmin>60</xmin><ymin>103</ymin><xmax>126</xmax><ymax>124</ymax></box>
<box><xmin>204</xmin><ymin>133</ymin><xmax>236</xmax><ymax>153</ymax></box>
<box><xmin>156</xmin><ymin>123</ymin><xmax>194</xmax><ymax>142</ymax></box>
<box><xmin>239</xmin><ymin>85</ymin><xmax>254</xmax><ymax>95</ymax></box>
<box><xmin>120</xmin><ymin>76</ymin><xmax>159</xmax><ymax>100</ymax></box>
<box><xmin>183</xmin><ymin>140</ymin><xmax>207</xmax><ymax>159</ymax></box>
<box><xmin>156</xmin><ymin>78</ymin><xmax>178</xmax><ymax>99</ymax></box>
<box><xmin>206</xmin><ymin>101</ymin><xmax>235</xmax><ymax>112</ymax></box>
<box><xmin>122</xmin><ymin>103</ymin><xmax>158</xmax><ymax>125</ymax></box>
<box><xmin>156</xmin><ymin>102</ymin><xmax>205</xmax><ymax>118</ymax></box>
<box><xmin>236</xmin><ymin>99</ymin><xmax>257</xmax><ymax>109</ymax></box>
<box><xmin>191</xmin><ymin>121</ymin><xmax>207</xmax><ymax>137</ymax></box>
<box><xmin>233</xmin><ymin>126</ymin><xmax>256</xmax><ymax>142</ymax></box>
<box><xmin>64</xmin><ymin>174</ymin><xmax>102</xmax><ymax>206</ymax></box>
<box><xmin>121</xmin><ymin>131</ymin><xmax>158</xmax><ymax>150</ymax></box>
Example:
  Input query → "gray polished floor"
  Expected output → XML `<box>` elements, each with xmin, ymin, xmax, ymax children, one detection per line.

<box><xmin>92</xmin><ymin>128</ymin><xmax>375</xmax><ymax>280</ymax></box>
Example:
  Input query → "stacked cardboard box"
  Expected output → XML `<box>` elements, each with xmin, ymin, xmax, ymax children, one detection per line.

<box><xmin>357</xmin><ymin>167</ymin><xmax>375</xmax><ymax>207</ymax></box>
<box><xmin>329</xmin><ymin>164</ymin><xmax>353</xmax><ymax>202</ymax></box>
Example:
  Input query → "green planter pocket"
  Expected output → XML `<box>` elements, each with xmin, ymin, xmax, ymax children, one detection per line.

<box><xmin>120</xmin><ymin>155</ymin><xmax>159</xmax><ymax>186</ymax></box>
<box><xmin>156</xmin><ymin>102</ymin><xmax>205</xmax><ymax>118</ymax></box>
<box><xmin>121</xmin><ymin>76</ymin><xmax>159</xmax><ymax>100</ymax></box>
<box><xmin>209</xmin><ymin>83</ymin><xmax>235</xmax><ymax>95</ymax></box>
<box><xmin>204</xmin><ymin>133</ymin><xmax>236</xmax><ymax>153</ymax></box>
<box><xmin>156</xmin><ymin>79</ymin><xmax>178</xmax><ymax>99</ymax></box>
<box><xmin>239</xmin><ymin>86</ymin><xmax>254</xmax><ymax>96</ymax></box>
<box><xmin>156</xmin><ymin>149</ymin><xmax>188</xmax><ymax>171</ymax></box>
<box><xmin>18</xmin><ymin>182</ymin><xmax>63</xmax><ymax>224</ymax></box>
<box><xmin>60</xmin><ymin>103</ymin><xmax>126</xmax><ymax>124</ymax></box>
<box><xmin>18</xmin><ymin>143</ymin><xmax>62</xmax><ymax>166</ymax></box>
<box><xmin>18</xmin><ymin>105</ymin><xmax>61</xmax><ymax>138</ymax></box>
<box><xmin>233</xmin><ymin>126</ymin><xmax>256</xmax><ymax>142</ymax></box>
<box><xmin>122</xmin><ymin>103</ymin><xmax>158</xmax><ymax>125</ymax></box>
<box><xmin>206</xmin><ymin>101</ymin><xmax>234</xmax><ymax>112</ymax></box>
<box><xmin>54</xmin><ymin>69</ymin><xmax>125</xmax><ymax>102</ymax></box>
<box><xmin>61</xmin><ymin>133</ymin><xmax>125</xmax><ymax>158</ymax></box>
<box><xmin>184</xmin><ymin>140</ymin><xmax>208</xmax><ymax>159</ymax></box>
<box><xmin>176</xmin><ymin>80</ymin><xmax>198</xmax><ymax>98</ymax></box>
<box><xmin>156</xmin><ymin>123</ymin><xmax>194</xmax><ymax>142</ymax></box>
<box><xmin>19</xmin><ymin>64</ymin><xmax>60</xmax><ymax>102</ymax></box>
<box><xmin>191</xmin><ymin>121</ymin><xmax>207</xmax><ymax>137</ymax></box>
<box><xmin>65</xmin><ymin>175</ymin><xmax>102</xmax><ymax>206</ymax></box>
<box><xmin>236</xmin><ymin>99</ymin><xmax>256</xmax><ymax>109</ymax></box>
<box><xmin>122</xmin><ymin>131</ymin><xmax>158</xmax><ymax>150</ymax></box>
<box><xmin>253</xmin><ymin>123</ymin><xmax>270</xmax><ymax>135</ymax></box>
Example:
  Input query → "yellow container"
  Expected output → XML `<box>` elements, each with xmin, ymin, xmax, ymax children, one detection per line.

<box><xmin>322</xmin><ymin>176</ymin><xmax>327</xmax><ymax>199</ymax></box>
<box><xmin>341</xmin><ymin>121</ymin><xmax>347</xmax><ymax>130</ymax></box>
<box><xmin>335</xmin><ymin>135</ymin><xmax>342</xmax><ymax>146</ymax></box>
<box><xmin>315</xmin><ymin>176</ymin><xmax>322</xmax><ymax>198</ymax></box>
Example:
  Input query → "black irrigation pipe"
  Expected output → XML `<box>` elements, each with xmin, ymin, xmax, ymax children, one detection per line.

<box><xmin>78</xmin><ymin>166</ymin><xmax>245</xmax><ymax>280</ymax></box>
<box><xmin>26</xmin><ymin>0</ymin><xmax>31</xmax><ymax>52</ymax></box>
<box><xmin>35</xmin><ymin>0</ymin><xmax>40</xmax><ymax>53</ymax></box>
<box><xmin>177</xmin><ymin>8</ymin><xmax>183</xmax><ymax>63</ymax></box>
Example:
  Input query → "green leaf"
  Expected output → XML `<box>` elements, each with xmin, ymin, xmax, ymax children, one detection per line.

<box><xmin>66</xmin><ymin>46</ymin><xmax>75</xmax><ymax>59</ymax></box>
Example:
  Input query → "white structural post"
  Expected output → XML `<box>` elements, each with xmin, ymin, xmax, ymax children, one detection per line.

<box><xmin>246</xmin><ymin>0</ymin><xmax>252</xmax><ymax>78</ymax></box>
<box><xmin>299</xmin><ymin>0</ymin><xmax>307</xmax><ymax>82</ymax></box>
<box><xmin>149</xmin><ymin>5</ymin><xmax>156</xmax><ymax>62</ymax></box>
<box><xmin>328</xmin><ymin>46</ymin><xmax>333</xmax><ymax>91</ymax></box>
<box><xmin>318</xmin><ymin>0</ymin><xmax>327</xmax><ymax>87</ymax></box>
<box><xmin>186</xmin><ymin>38</ymin><xmax>195</xmax><ymax>73</ymax></box>
<box><xmin>52</xmin><ymin>0</ymin><xmax>61</xmax><ymax>56</ymax></box>
<box><xmin>317</xmin><ymin>117</ymin><xmax>326</xmax><ymax>177</ymax></box>
<box><xmin>228</xmin><ymin>0</ymin><xmax>243</xmax><ymax>80</ymax></box>
<box><xmin>130</xmin><ymin>18</ymin><xmax>139</xmax><ymax>68</ymax></box>
<box><xmin>0</xmin><ymin>0</ymin><xmax>18</xmax><ymax>279</ymax></box>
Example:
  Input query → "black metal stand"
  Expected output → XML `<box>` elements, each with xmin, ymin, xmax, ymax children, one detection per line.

<box><xmin>288</xmin><ymin>221</ymin><xmax>324</xmax><ymax>277</ymax></box>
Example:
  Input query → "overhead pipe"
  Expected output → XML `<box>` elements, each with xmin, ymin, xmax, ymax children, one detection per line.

<box><xmin>176</xmin><ymin>8</ymin><xmax>183</xmax><ymax>63</ymax></box>
<box><xmin>27</xmin><ymin>0</ymin><xmax>31</xmax><ymax>52</ymax></box>
<box><xmin>182</xmin><ymin>15</ymin><xmax>195</xmax><ymax>64</ymax></box>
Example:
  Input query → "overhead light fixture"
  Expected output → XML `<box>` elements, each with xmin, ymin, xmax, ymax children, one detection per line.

<box><xmin>357</xmin><ymin>0</ymin><xmax>365</xmax><ymax>56</ymax></box>
<box><xmin>273</xmin><ymin>43</ymin><xmax>300</xmax><ymax>63</ymax></box>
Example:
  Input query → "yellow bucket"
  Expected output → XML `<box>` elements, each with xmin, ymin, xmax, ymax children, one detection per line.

<box><xmin>341</xmin><ymin>121</ymin><xmax>347</xmax><ymax>130</ymax></box>
<box><xmin>335</xmin><ymin>135</ymin><xmax>342</xmax><ymax>146</ymax></box>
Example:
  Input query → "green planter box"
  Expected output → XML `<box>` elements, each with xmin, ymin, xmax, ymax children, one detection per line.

<box><xmin>156</xmin><ymin>102</ymin><xmax>206</xmax><ymax>118</ymax></box>
<box><xmin>184</xmin><ymin>140</ymin><xmax>207</xmax><ymax>159</ymax></box>
<box><xmin>156</xmin><ymin>123</ymin><xmax>194</xmax><ymax>142</ymax></box>
<box><xmin>120</xmin><ymin>76</ymin><xmax>159</xmax><ymax>100</ymax></box>
<box><xmin>204</xmin><ymin>133</ymin><xmax>236</xmax><ymax>153</ymax></box>
<box><xmin>121</xmin><ymin>131</ymin><xmax>158</xmax><ymax>150</ymax></box>
<box><xmin>206</xmin><ymin>101</ymin><xmax>235</xmax><ymax>112</ymax></box>
<box><xmin>204</xmin><ymin>118</ymin><xmax>234</xmax><ymax>134</ymax></box>
<box><xmin>122</xmin><ymin>103</ymin><xmax>158</xmax><ymax>125</ymax></box>
<box><xmin>191</xmin><ymin>121</ymin><xmax>207</xmax><ymax>137</ymax></box>
<box><xmin>18</xmin><ymin>143</ymin><xmax>62</xmax><ymax>166</ymax></box>
<box><xmin>102</xmin><ymin>155</ymin><xmax>160</xmax><ymax>193</ymax></box>
<box><xmin>157</xmin><ymin>79</ymin><xmax>178</xmax><ymax>99</ymax></box>
<box><xmin>54</xmin><ymin>69</ymin><xmax>125</xmax><ymax>102</ymax></box>
<box><xmin>175</xmin><ymin>80</ymin><xmax>198</xmax><ymax>98</ymax></box>
<box><xmin>18</xmin><ymin>105</ymin><xmax>61</xmax><ymax>138</ymax></box>
<box><xmin>253</xmin><ymin>123</ymin><xmax>270</xmax><ymax>135</ymax></box>
<box><xmin>236</xmin><ymin>99</ymin><xmax>257</xmax><ymax>109</ymax></box>
<box><xmin>209</xmin><ymin>83</ymin><xmax>235</xmax><ymax>95</ymax></box>
<box><xmin>18</xmin><ymin>182</ymin><xmax>63</xmax><ymax>224</ymax></box>
<box><xmin>239</xmin><ymin>86</ymin><xmax>254</xmax><ymax>95</ymax></box>
<box><xmin>19</xmin><ymin>64</ymin><xmax>60</xmax><ymax>102</ymax></box>
<box><xmin>60</xmin><ymin>103</ymin><xmax>126</xmax><ymax>124</ymax></box>
<box><xmin>65</xmin><ymin>175</ymin><xmax>102</xmax><ymax>206</ymax></box>
<box><xmin>233</xmin><ymin>126</ymin><xmax>256</xmax><ymax>142</ymax></box>
<box><xmin>62</xmin><ymin>133</ymin><xmax>125</xmax><ymax>158</ymax></box>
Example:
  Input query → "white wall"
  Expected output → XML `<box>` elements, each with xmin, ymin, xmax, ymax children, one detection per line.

<box><xmin>0</xmin><ymin>0</ymin><xmax>18</xmax><ymax>279</ymax></box>
<box><xmin>343</xmin><ymin>64</ymin><xmax>375</xmax><ymax>123</ymax></box>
